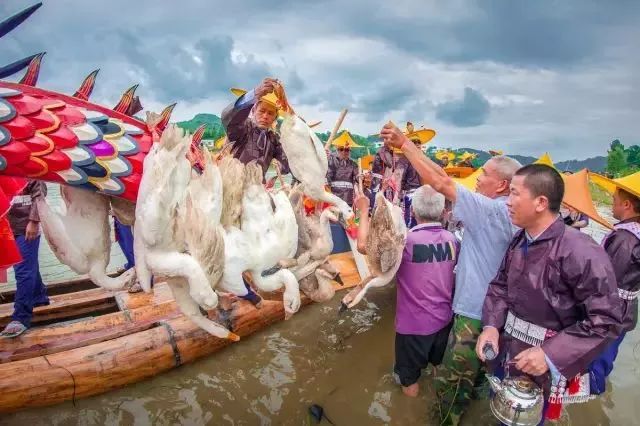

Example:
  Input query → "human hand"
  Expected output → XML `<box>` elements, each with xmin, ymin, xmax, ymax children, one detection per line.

<box><xmin>25</xmin><ymin>221</ymin><xmax>39</xmax><ymax>241</ymax></box>
<box><xmin>476</xmin><ymin>327</ymin><xmax>500</xmax><ymax>361</ymax></box>
<box><xmin>255</xmin><ymin>78</ymin><xmax>277</xmax><ymax>97</ymax></box>
<box><xmin>380</xmin><ymin>122</ymin><xmax>410</xmax><ymax>151</ymax></box>
<box><xmin>514</xmin><ymin>347</ymin><xmax>549</xmax><ymax>376</ymax></box>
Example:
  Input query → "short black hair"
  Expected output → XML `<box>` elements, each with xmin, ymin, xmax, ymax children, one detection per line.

<box><xmin>514</xmin><ymin>164</ymin><xmax>564</xmax><ymax>213</ymax></box>
<box><xmin>618</xmin><ymin>188</ymin><xmax>640</xmax><ymax>214</ymax></box>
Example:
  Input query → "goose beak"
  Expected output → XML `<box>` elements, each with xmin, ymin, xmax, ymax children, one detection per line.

<box><xmin>338</xmin><ymin>301</ymin><xmax>349</xmax><ymax>315</ymax></box>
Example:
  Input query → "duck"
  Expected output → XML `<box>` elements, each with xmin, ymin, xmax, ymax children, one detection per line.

<box><xmin>134</xmin><ymin>121</ymin><xmax>237</xmax><ymax>340</ymax></box>
<box><xmin>340</xmin><ymin>191</ymin><xmax>407</xmax><ymax>310</ymax></box>
<box><xmin>272</xmin><ymin>83</ymin><xmax>355</xmax><ymax>227</ymax></box>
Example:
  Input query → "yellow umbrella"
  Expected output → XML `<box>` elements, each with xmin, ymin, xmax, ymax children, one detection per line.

<box><xmin>589</xmin><ymin>171</ymin><xmax>640</xmax><ymax>199</ymax></box>
<box><xmin>331</xmin><ymin>131</ymin><xmax>362</xmax><ymax>148</ymax></box>
<box><xmin>562</xmin><ymin>169</ymin><xmax>612</xmax><ymax>229</ymax></box>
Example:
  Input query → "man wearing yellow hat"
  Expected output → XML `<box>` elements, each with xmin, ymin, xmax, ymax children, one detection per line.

<box><xmin>589</xmin><ymin>178</ymin><xmax>640</xmax><ymax>396</ymax></box>
<box><xmin>221</xmin><ymin>78</ymin><xmax>289</xmax><ymax>179</ymax></box>
<box><xmin>371</xmin><ymin>123</ymin><xmax>434</xmax><ymax>211</ymax></box>
<box><xmin>326</xmin><ymin>132</ymin><xmax>360</xmax><ymax>206</ymax></box>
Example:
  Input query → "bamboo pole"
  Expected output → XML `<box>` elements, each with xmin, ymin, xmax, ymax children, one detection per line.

<box><xmin>324</xmin><ymin>109</ymin><xmax>348</xmax><ymax>152</ymax></box>
<box><xmin>357</xmin><ymin>157</ymin><xmax>364</xmax><ymax>194</ymax></box>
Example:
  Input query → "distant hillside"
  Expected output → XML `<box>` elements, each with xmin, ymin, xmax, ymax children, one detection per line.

<box><xmin>555</xmin><ymin>157</ymin><xmax>607</xmax><ymax>172</ymax></box>
<box><xmin>176</xmin><ymin>113</ymin><xmax>225</xmax><ymax>141</ymax></box>
<box><xmin>175</xmin><ymin>113</ymin><xmax>607</xmax><ymax>172</ymax></box>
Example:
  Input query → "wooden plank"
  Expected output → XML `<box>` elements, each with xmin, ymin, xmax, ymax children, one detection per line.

<box><xmin>114</xmin><ymin>281</ymin><xmax>172</xmax><ymax>310</ymax></box>
<box><xmin>0</xmin><ymin>295</ymin><xmax>314</xmax><ymax>413</ymax></box>
<box><xmin>0</xmin><ymin>325</ymin><xmax>178</xmax><ymax>413</ymax></box>
<box><xmin>0</xmin><ymin>274</ymin><xmax>111</xmax><ymax>302</ymax></box>
<box><xmin>0</xmin><ymin>287</ymin><xmax>116</xmax><ymax>327</ymax></box>
<box><xmin>0</xmin><ymin>301</ymin><xmax>180</xmax><ymax>364</ymax></box>
<box><xmin>327</xmin><ymin>252</ymin><xmax>362</xmax><ymax>289</ymax></box>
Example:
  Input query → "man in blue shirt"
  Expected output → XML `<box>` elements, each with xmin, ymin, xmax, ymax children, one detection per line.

<box><xmin>380</xmin><ymin>122</ymin><xmax>521</xmax><ymax>425</ymax></box>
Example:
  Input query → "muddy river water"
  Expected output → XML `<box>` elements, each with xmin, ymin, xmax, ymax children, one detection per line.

<box><xmin>2</xmin><ymin>194</ymin><xmax>639</xmax><ymax>425</ymax></box>
<box><xmin>2</xmin><ymin>288</ymin><xmax>639</xmax><ymax>425</ymax></box>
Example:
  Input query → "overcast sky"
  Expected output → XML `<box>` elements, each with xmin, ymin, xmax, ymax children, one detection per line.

<box><xmin>1</xmin><ymin>0</ymin><xmax>638</xmax><ymax>160</ymax></box>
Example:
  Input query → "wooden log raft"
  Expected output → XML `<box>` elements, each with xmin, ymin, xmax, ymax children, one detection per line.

<box><xmin>0</xmin><ymin>252</ymin><xmax>360</xmax><ymax>413</ymax></box>
<box><xmin>0</xmin><ymin>297</ymin><xmax>310</xmax><ymax>413</ymax></box>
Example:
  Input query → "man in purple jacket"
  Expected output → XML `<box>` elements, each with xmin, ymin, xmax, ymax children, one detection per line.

<box><xmin>354</xmin><ymin>185</ymin><xmax>458</xmax><ymax>398</ymax></box>
<box><xmin>476</xmin><ymin>164</ymin><xmax>623</xmax><ymax>422</ymax></box>
<box><xmin>589</xmin><ymin>186</ymin><xmax>640</xmax><ymax>395</ymax></box>
<box><xmin>221</xmin><ymin>78</ymin><xmax>289</xmax><ymax>180</ymax></box>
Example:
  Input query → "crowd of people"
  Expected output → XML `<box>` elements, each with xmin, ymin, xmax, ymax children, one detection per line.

<box><xmin>2</xmin><ymin>77</ymin><xmax>638</xmax><ymax>426</ymax></box>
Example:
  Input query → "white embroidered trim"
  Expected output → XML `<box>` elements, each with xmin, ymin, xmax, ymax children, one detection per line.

<box><xmin>330</xmin><ymin>181</ymin><xmax>354</xmax><ymax>189</ymax></box>
<box><xmin>504</xmin><ymin>311</ymin><xmax>548</xmax><ymax>347</ymax></box>
<box><xmin>618</xmin><ymin>288</ymin><xmax>640</xmax><ymax>301</ymax></box>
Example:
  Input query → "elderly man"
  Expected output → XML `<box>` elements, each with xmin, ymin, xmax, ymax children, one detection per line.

<box><xmin>221</xmin><ymin>78</ymin><xmax>289</xmax><ymax>180</ymax></box>
<box><xmin>354</xmin><ymin>185</ymin><xmax>457</xmax><ymax>398</ymax></box>
<box><xmin>326</xmin><ymin>142</ymin><xmax>359</xmax><ymax>206</ymax></box>
<box><xmin>589</xmin><ymin>186</ymin><xmax>640</xmax><ymax>395</ymax></box>
<box><xmin>477</xmin><ymin>164</ymin><xmax>623</xmax><ymax>422</ymax></box>
<box><xmin>379</xmin><ymin>122</ymin><xmax>521</xmax><ymax>425</ymax></box>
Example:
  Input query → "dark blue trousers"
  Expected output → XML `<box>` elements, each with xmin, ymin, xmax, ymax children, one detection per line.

<box><xmin>114</xmin><ymin>218</ymin><xmax>135</xmax><ymax>269</ymax></box>
<box><xmin>12</xmin><ymin>235</ymin><xmax>48</xmax><ymax>328</ymax></box>
<box><xmin>588</xmin><ymin>331</ymin><xmax>626</xmax><ymax>395</ymax></box>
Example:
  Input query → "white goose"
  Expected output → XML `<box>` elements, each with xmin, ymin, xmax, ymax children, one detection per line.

<box><xmin>35</xmin><ymin>186</ymin><xmax>135</xmax><ymax>290</ymax></box>
<box><xmin>289</xmin><ymin>188</ymin><xmax>342</xmax><ymax>302</ymax></box>
<box><xmin>239</xmin><ymin>163</ymin><xmax>301</xmax><ymax>317</ymax></box>
<box><xmin>273</xmin><ymin>84</ymin><xmax>355</xmax><ymax>226</ymax></box>
<box><xmin>134</xmin><ymin>122</ymin><xmax>237</xmax><ymax>340</ymax></box>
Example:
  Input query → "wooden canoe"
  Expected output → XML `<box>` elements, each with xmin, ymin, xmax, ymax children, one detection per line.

<box><xmin>0</xmin><ymin>251</ymin><xmax>362</xmax><ymax>413</ymax></box>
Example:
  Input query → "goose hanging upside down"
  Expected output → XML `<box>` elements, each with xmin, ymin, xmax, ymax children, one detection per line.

<box><xmin>134</xmin><ymin>121</ymin><xmax>238</xmax><ymax>340</ymax></box>
<box><xmin>340</xmin><ymin>191</ymin><xmax>407</xmax><ymax>311</ymax></box>
<box><xmin>289</xmin><ymin>186</ymin><xmax>343</xmax><ymax>302</ymax></box>
<box><xmin>239</xmin><ymin>162</ymin><xmax>302</xmax><ymax>318</ymax></box>
<box><xmin>271</xmin><ymin>82</ymin><xmax>356</xmax><ymax>229</ymax></box>
<box><xmin>35</xmin><ymin>186</ymin><xmax>136</xmax><ymax>290</ymax></box>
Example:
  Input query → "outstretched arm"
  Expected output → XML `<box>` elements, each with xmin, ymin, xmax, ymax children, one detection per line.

<box><xmin>353</xmin><ymin>190</ymin><xmax>370</xmax><ymax>255</ymax></box>
<box><xmin>380</xmin><ymin>123</ymin><xmax>457</xmax><ymax>201</ymax></box>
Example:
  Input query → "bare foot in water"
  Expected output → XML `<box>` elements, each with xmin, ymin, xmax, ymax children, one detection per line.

<box><xmin>402</xmin><ymin>383</ymin><xmax>419</xmax><ymax>397</ymax></box>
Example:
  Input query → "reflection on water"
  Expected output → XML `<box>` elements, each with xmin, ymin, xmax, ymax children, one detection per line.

<box><xmin>2</xmin><ymin>202</ymin><xmax>639</xmax><ymax>424</ymax></box>
<box><xmin>5</xmin><ymin>284</ymin><xmax>637</xmax><ymax>425</ymax></box>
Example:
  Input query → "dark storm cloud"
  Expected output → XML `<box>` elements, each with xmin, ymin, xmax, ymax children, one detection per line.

<box><xmin>436</xmin><ymin>87</ymin><xmax>490</xmax><ymax>127</ymax></box>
